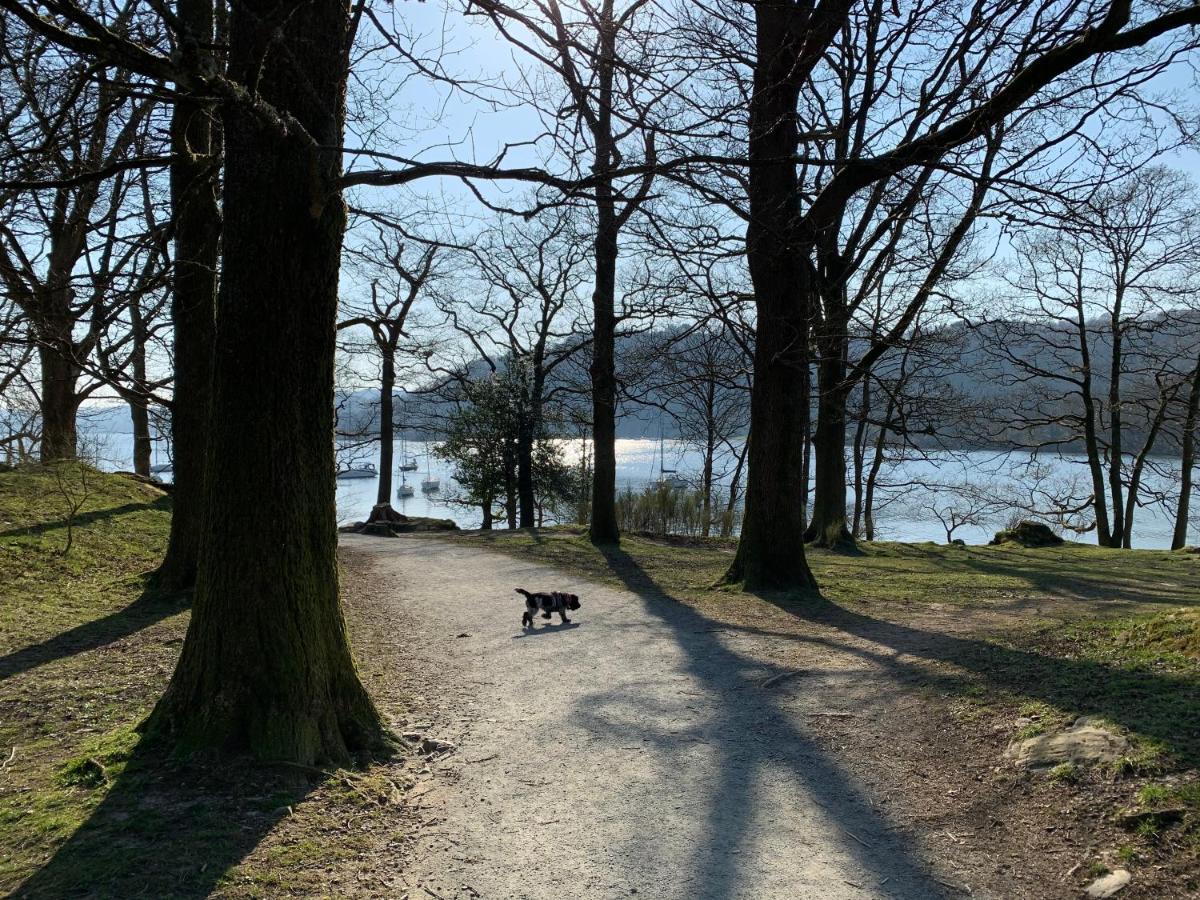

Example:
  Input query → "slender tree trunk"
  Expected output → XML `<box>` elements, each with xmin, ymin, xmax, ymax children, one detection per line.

<box><xmin>725</xmin><ymin>3</ymin><xmax>818</xmax><ymax>591</ymax></box>
<box><xmin>481</xmin><ymin>499</ymin><xmax>493</xmax><ymax>531</ymax></box>
<box><xmin>1074</xmin><ymin>308</ymin><xmax>1113</xmax><ymax>547</ymax></box>
<box><xmin>157</xmin><ymin>0</ymin><xmax>220</xmax><ymax>590</ymax></box>
<box><xmin>128</xmin><ymin>300</ymin><xmax>152</xmax><ymax>476</ymax></box>
<box><xmin>1121</xmin><ymin>393</ymin><xmax>1170</xmax><ymax>549</ymax></box>
<box><xmin>149</xmin><ymin>0</ymin><xmax>387</xmax><ymax>764</ymax></box>
<box><xmin>721</xmin><ymin>434</ymin><xmax>746</xmax><ymax>538</ymax></box>
<box><xmin>863</xmin><ymin>394</ymin><xmax>893</xmax><ymax>542</ymax></box>
<box><xmin>806</xmin><ymin>339</ymin><xmax>854</xmax><ymax>548</ymax></box>
<box><xmin>1108</xmin><ymin>305</ymin><xmax>1126</xmax><ymax>546</ymax></box>
<box><xmin>851</xmin><ymin>377</ymin><xmax>869</xmax><ymax>537</ymax></box>
<box><xmin>505</xmin><ymin>443</ymin><xmax>518</xmax><ymax>529</ymax></box>
<box><xmin>1173</xmin><ymin>359</ymin><xmax>1200</xmax><ymax>550</ymax></box>
<box><xmin>376</xmin><ymin>353</ymin><xmax>395</xmax><ymax>507</ymax></box>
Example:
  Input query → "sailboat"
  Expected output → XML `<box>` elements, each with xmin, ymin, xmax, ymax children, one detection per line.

<box><xmin>397</xmin><ymin>421</ymin><xmax>418</xmax><ymax>472</ymax></box>
<box><xmin>396</xmin><ymin>472</ymin><xmax>414</xmax><ymax>498</ymax></box>
<box><xmin>421</xmin><ymin>448</ymin><xmax>440</xmax><ymax>493</ymax></box>
<box><xmin>656</xmin><ymin>431</ymin><xmax>688</xmax><ymax>490</ymax></box>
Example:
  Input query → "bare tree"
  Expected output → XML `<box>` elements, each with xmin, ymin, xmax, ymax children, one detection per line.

<box><xmin>339</xmin><ymin>227</ymin><xmax>447</xmax><ymax>518</ymax></box>
<box><xmin>983</xmin><ymin>168</ymin><xmax>1200</xmax><ymax>547</ymax></box>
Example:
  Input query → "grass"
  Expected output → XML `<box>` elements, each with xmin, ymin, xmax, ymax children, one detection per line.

<box><xmin>457</xmin><ymin>526</ymin><xmax>1200</xmax><ymax>877</ymax></box>
<box><xmin>0</xmin><ymin>463</ymin><xmax>413</xmax><ymax>898</ymax></box>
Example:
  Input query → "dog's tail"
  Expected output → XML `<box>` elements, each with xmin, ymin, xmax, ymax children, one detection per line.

<box><xmin>514</xmin><ymin>588</ymin><xmax>533</xmax><ymax>599</ymax></box>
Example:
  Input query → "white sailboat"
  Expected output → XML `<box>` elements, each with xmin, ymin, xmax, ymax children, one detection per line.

<box><xmin>656</xmin><ymin>431</ymin><xmax>688</xmax><ymax>490</ymax></box>
<box><xmin>421</xmin><ymin>449</ymin><xmax>440</xmax><ymax>493</ymax></box>
<box><xmin>396</xmin><ymin>472</ymin><xmax>414</xmax><ymax>498</ymax></box>
<box><xmin>397</xmin><ymin>421</ymin><xmax>418</xmax><ymax>472</ymax></box>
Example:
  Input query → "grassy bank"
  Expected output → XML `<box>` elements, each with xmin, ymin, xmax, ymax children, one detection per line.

<box><xmin>458</xmin><ymin>527</ymin><xmax>1200</xmax><ymax>884</ymax></box>
<box><xmin>0</xmin><ymin>465</ymin><xmax>412</xmax><ymax>898</ymax></box>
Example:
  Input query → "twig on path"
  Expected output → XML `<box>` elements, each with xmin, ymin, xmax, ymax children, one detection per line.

<box><xmin>466</xmin><ymin>754</ymin><xmax>497</xmax><ymax>764</ymax></box>
<box><xmin>761</xmin><ymin>669</ymin><xmax>806</xmax><ymax>689</ymax></box>
<box><xmin>422</xmin><ymin>887</ymin><xmax>447</xmax><ymax>900</ymax></box>
<box><xmin>0</xmin><ymin>746</ymin><xmax>15</xmax><ymax>771</ymax></box>
<box><xmin>841</xmin><ymin>827</ymin><xmax>872</xmax><ymax>849</ymax></box>
<box><xmin>843</xmin><ymin>880</ymin><xmax>863</xmax><ymax>889</ymax></box>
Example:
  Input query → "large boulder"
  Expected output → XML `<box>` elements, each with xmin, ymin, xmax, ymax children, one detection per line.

<box><xmin>989</xmin><ymin>520</ymin><xmax>1063</xmax><ymax>547</ymax></box>
<box><xmin>1004</xmin><ymin>716</ymin><xmax>1130</xmax><ymax>770</ymax></box>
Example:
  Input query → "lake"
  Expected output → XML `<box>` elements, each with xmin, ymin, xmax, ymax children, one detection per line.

<box><xmin>85</xmin><ymin>430</ymin><xmax>1193</xmax><ymax>549</ymax></box>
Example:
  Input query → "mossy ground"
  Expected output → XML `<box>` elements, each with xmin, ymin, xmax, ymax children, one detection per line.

<box><xmin>0</xmin><ymin>464</ymin><xmax>415</xmax><ymax>898</ymax></box>
<box><xmin>458</xmin><ymin>526</ymin><xmax>1200</xmax><ymax>887</ymax></box>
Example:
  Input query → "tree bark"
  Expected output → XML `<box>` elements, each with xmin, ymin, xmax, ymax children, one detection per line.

<box><xmin>37</xmin><ymin>299</ymin><xmax>81</xmax><ymax>461</ymax></box>
<box><xmin>805</xmin><ymin>342</ymin><xmax>854</xmax><ymax>548</ymax></box>
<box><xmin>149</xmin><ymin>0</ymin><xmax>387</xmax><ymax>764</ymax></box>
<box><xmin>725</xmin><ymin>1</ymin><xmax>824</xmax><ymax>591</ymax></box>
<box><xmin>156</xmin><ymin>0</ymin><xmax>220</xmax><ymax>590</ymax></box>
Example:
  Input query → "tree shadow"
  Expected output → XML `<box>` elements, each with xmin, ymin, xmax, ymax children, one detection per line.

<box><xmin>856</xmin><ymin>542</ymin><xmax>1199</xmax><ymax>608</ymax></box>
<box><xmin>12</xmin><ymin>738</ymin><xmax>314</xmax><ymax>899</ymax></box>
<box><xmin>581</xmin><ymin>545</ymin><xmax>951</xmax><ymax>899</ymax></box>
<box><xmin>0</xmin><ymin>497</ymin><xmax>172</xmax><ymax>539</ymax></box>
<box><xmin>753</xmin><ymin>593</ymin><xmax>1200</xmax><ymax>767</ymax></box>
<box><xmin>0</xmin><ymin>585</ymin><xmax>188</xmax><ymax>683</ymax></box>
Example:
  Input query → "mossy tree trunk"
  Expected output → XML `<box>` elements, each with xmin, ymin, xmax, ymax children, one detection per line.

<box><xmin>149</xmin><ymin>0</ymin><xmax>387</xmax><ymax>764</ymax></box>
<box><xmin>156</xmin><ymin>0</ymin><xmax>220</xmax><ymax>591</ymax></box>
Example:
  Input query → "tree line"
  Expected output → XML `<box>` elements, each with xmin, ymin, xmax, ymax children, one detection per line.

<box><xmin>1</xmin><ymin>0</ymin><xmax>1198</xmax><ymax>764</ymax></box>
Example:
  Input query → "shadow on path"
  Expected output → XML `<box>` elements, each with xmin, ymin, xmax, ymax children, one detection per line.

<box><xmin>756</xmin><ymin>594</ymin><xmax>1200</xmax><ymax>767</ymax></box>
<box><xmin>575</xmin><ymin>546</ymin><xmax>950</xmax><ymax>900</ymax></box>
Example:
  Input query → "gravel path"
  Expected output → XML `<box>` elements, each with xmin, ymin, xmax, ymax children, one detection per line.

<box><xmin>345</xmin><ymin>534</ymin><xmax>952</xmax><ymax>900</ymax></box>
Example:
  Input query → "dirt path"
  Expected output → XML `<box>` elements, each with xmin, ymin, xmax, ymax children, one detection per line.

<box><xmin>343</xmin><ymin>534</ymin><xmax>980</xmax><ymax>900</ymax></box>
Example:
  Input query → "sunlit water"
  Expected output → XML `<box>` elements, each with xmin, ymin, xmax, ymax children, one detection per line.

<box><xmin>85</xmin><ymin>429</ymin><xmax>1194</xmax><ymax>549</ymax></box>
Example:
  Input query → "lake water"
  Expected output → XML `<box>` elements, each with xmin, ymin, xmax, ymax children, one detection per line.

<box><xmin>85</xmin><ymin>429</ymin><xmax>1193</xmax><ymax>549</ymax></box>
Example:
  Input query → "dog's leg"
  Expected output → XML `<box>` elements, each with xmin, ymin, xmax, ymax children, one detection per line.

<box><xmin>559</xmin><ymin>611</ymin><xmax>570</xmax><ymax>624</ymax></box>
<box><xmin>522</xmin><ymin>610</ymin><xmax>532</xmax><ymax>628</ymax></box>
<box><xmin>541</xmin><ymin>609</ymin><xmax>551</xmax><ymax>619</ymax></box>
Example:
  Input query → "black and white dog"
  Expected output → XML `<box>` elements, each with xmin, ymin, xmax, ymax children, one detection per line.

<box><xmin>516</xmin><ymin>588</ymin><xmax>581</xmax><ymax>628</ymax></box>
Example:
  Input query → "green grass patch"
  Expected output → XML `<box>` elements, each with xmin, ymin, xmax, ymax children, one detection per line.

<box><xmin>0</xmin><ymin>464</ymin><xmax>412</xmax><ymax>897</ymax></box>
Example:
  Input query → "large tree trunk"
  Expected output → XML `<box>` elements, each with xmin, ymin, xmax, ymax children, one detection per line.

<box><xmin>149</xmin><ymin>0</ymin><xmax>387</xmax><ymax>764</ymax></box>
<box><xmin>1173</xmin><ymin>359</ymin><xmax>1200</xmax><ymax>551</ymax></box>
<box><xmin>725</xmin><ymin>2</ymin><xmax>818</xmax><ymax>591</ymax></box>
<box><xmin>156</xmin><ymin>0</ymin><xmax>220</xmax><ymax>591</ymax></box>
<box><xmin>376</xmin><ymin>353</ymin><xmax>395</xmax><ymax>507</ymax></box>
<box><xmin>805</xmin><ymin>340</ymin><xmax>854</xmax><ymax>548</ymax></box>
<box><xmin>37</xmin><ymin>312</ymin><xmax>80</xmax><ymax>461</ymax></box>
<box><xmin>587</xmin><ymin>7</ymin><xmax>620</xmax><ymax>546</ymax></box>
<box><xmin>517</xmin><ymin>421</ymin><xmax>535</xmax><ymax>528</ymax></box>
